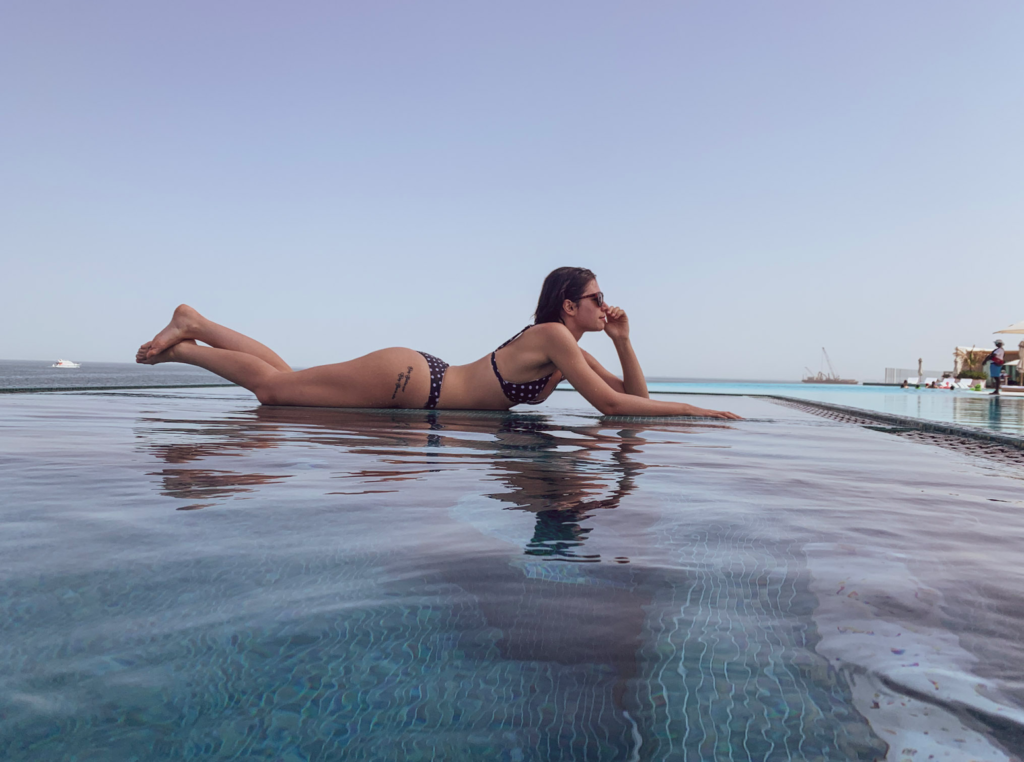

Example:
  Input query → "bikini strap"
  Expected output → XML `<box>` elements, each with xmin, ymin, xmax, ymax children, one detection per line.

<box><xmin>491</xmin><ymin>325</ymin><xmax>533</xmax><ymax>384</ymax></box>
<box><xmin>491</xmin><ymin>324</ymin><xmax>555</xmax><ymax>404</ymax></box>
<box><xmin>494</xmin><ymin>325</ymin><xmax>533</xmax><ymax>352</ymax></box>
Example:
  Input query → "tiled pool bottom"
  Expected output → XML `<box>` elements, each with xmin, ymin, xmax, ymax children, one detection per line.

<box><xmin>2</xmin><ymin>389</ymin><xmax>1023</xmax><ymax>760</ymax></box>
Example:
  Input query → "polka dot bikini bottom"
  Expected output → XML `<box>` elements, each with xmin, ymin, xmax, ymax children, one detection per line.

<box><xmin>416</xmin><ymin>351</ymin><xmax>449</xmax><ymax>409</ymax></box>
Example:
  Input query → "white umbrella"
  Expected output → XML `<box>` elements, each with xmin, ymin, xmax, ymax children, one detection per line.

<box><xmin>995</xmin><ymin>320</ymin><xmax>1024</xmax><ymax>334</ymax></box>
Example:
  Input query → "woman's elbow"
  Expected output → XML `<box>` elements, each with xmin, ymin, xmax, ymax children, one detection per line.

<box><xmin>596</xmin><ymin>395</ymin><xmax>624</xmax><ymax>416</ymax></box>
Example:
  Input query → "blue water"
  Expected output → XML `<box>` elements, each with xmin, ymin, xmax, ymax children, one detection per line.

<box><xmin>642</xmin><ymin>381</ymin><xmax>1024</xmax><ymax>437</ymax></box>
<box><xmin>2</xmin><ymin>387</ymin><xmax>1023</xmax><ymax>760</ymax></box>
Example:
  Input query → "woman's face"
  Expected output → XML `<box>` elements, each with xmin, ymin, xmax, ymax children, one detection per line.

<box><xmin>572</xmin><ymin>279</ymin><xmax>607</xmax><ymax>331</ymax></box>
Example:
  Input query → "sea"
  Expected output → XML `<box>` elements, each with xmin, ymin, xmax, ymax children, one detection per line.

<box><xmin>0</xmin><ymin>359</ymin><xmax>229</xmax><ymax>391</ymax></box>
<box><xmin>2</xmin><ymin>362</ymin><xmax>1023</xmax><ymax>759</ymax></box>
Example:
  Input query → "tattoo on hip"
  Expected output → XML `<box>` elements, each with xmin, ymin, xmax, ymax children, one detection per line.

<box><xmin>392</xmin><ymin>366</ymin><xmax>414</xmax><ymax>400</ymax></box>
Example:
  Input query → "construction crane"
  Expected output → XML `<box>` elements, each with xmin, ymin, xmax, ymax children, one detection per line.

<box><xmin>802</xmin><ymin>348</ymin><xmax>858</xmax><ymax>384</ymax></box>
<box><xmin>822</xmin><ymin>348</ymin><xmax>838</xmax><ymax>379</ymax></box>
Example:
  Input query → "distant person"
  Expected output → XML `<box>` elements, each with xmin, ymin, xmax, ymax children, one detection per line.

<box><xmin>900</xmin><ymin>379</ymin><xmax>909</xmax><ymax>389</ymax></box>
<box><xmin>135</xmin><ymin>267</ymin><xmax>741</xmax><ymax>419</ymax></box>
<box><xmin>985</xmin><ymin>340</ymin><xmax>1005</xmax><ymax>395</ymax></box>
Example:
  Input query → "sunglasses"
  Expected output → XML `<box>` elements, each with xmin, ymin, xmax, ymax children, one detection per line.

<box><xmin>577</xmin><ymin>291</ymin><xmax>604</xmax><ymax>307</ymax></box>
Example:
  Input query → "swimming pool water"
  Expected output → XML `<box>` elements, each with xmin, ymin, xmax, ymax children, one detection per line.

<box><xmin>639</xmin><ymin>381</ymin><xmax>1024</xmax><ymax>437</ymax></box>
<box><xmin>1</xmin><ymin>388</ymin><xmax>1022</xmax><ymax>760</ymax></box>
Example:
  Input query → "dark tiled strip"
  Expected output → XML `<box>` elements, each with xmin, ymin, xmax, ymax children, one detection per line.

<box><xmin>763</xmin><ymin>395</ymin><xmax>1024</xmax><ymax>450</ymax></box>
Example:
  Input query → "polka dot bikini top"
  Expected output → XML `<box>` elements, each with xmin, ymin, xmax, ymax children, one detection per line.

<box><xmin>491</xmin><ymin>325</ymin><xmax>555</xmax><ymax>406</ymax></box>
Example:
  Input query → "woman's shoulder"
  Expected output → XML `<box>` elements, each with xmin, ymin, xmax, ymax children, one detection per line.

<box><xmin>522</xmin><ymin>322</ymin><xmax>575</xmax><ymax>349</ymax></box>
<box><xmin>527</xmin><ymin>322</ymin><xmax>572</xmax><ymax>339</ymax></box>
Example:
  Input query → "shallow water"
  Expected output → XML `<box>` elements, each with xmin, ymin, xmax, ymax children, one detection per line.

<box><xmin>643</xmin><ymin>381</ymin><xmax>1024</xmax><ymax>437</ymax></box>
<box><xmin>2</xmin><ymin>388</ymin><xmax>1023</xmax><ymax>760</ymax></box>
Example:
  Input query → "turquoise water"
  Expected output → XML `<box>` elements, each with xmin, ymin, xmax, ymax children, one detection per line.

<box><xmin>2</xmin><ymin>387</ymin><xmax>1023</xmax><ymax>759</ymax></box>
<box><xmin>641</xmin><ymin>382</ymin><xmax>1024</xmax><ymax>437</ymax></box>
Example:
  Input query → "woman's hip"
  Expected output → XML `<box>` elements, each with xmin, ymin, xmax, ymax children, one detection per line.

<box><xmin>267</xmin><ymin>347</ymin><xmax>443</xmax><ymax>409</ymax></box>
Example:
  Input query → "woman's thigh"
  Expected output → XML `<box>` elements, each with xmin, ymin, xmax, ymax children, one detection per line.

<box><xmin>259</xmin><ymin>348</ymin><xmax>434</xmax><ymax>408</ymax></box>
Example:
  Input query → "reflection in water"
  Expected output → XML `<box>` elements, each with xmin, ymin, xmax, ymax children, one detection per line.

<box><xmin>526</xmin><ymin>509</ymin><xmax>596</xmax><ymax>560</ymax></box>
<box><xmin>132</xmin><ymin>408</ymin><xmax>682</xmax><ymax>755</ymax></box>
<box><xmin>891</xmin><ymin>392</ymin><xmax>1024</xmax><ymax>434</ymax></box>
<box><xmin>16</xmin><ymin>387</ymin><xmax>1010</xmax><ymax>758</ymax></box>
<box><xmin>147</xmin><ymin>468</ymin><xmax>292</xmax><ymax>501</ymax></box>
<box><xmin>115</xmin><ymin>407</ymin><xmax>890</xmax><ymax>758</ymax></box>
<box><xmin>941</xmin><ymin>394</ymin><xmax>1019</xmax><ymax>431</ymax></box>
<box><xmin>138</xmin><ymin>406</ymin><xmax>668</xmax><ymax>564</ymax></box>
<box><xmin>6</xmin><ymin>388</ymin><xmax>1024</xmax><ymax>759</ymax></box>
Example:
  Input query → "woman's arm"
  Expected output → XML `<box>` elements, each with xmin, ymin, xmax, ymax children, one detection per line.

<box><xmin>581</xmin><ymin>344</ymin><xmax>649</xmax><ymax>397</ymax></box>
<box><xmin>601</xmin><ymin>304</ymin><xmax>648</xmax><ymax>398</ymax></box>
<box><xmin>611</xmin><ymin>337</ymin><xmax>649</xmax><ymax>398</ymax></box>
<box><xmin>581</xmin><ymin>350</ymin><xmax>625</xmax><ymax>393</ymax></box>
<box><xmin>544</xmin><ymin>325</ymin><xmax>741</xmax><ymax>419</ymax></box>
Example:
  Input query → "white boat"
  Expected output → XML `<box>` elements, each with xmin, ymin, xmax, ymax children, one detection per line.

<box><xmin>51</xmin><ymin>359</ymin><xmax>81</xmax><ymax>368</ymax></box>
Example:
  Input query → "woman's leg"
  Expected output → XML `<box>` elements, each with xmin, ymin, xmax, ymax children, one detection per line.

<box><xmin>141</xmin><ymin>341</ymin><xmax>282</xmax><ymax>397</ymax></box>
<box><xmin>140</xmin><ymin>305</ymin><xmax>291</xmax><ymax>372</ymax></box>
<box><xmin>143</xmin><ymin>341</ymin><xmax>432</xmax><ymax>409</ymax></box>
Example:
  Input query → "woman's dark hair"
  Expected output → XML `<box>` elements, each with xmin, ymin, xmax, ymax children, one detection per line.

<box><xmin>534</xmin><ymin>267</ymin><xmax>596</xmax><ymax>324</ymax></box>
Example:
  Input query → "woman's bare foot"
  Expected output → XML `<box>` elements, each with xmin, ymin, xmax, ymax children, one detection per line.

<box><xmin>137</xmin><ymin>339</ymin><xmax>196</xmax><ymax>365</ymax></box>
<box><xmin>144</xmin><ymin>304</ymin><xmax>203</xmax><ymax>360</ymax></box>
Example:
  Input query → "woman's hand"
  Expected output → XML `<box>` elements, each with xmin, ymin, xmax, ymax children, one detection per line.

<box><xmin>603</xmin><ymin>304</ymin><xmax>630</xmax><ymax>342</ymax></box>
<box><xmin>698</xmin><ymin>408</ymin><xmax>743</xmax><ymax>420</ymax></box>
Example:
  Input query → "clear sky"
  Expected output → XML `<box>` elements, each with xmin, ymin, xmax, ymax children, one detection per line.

<box><xmin>2</xmin><ymin>2</ymin><xmax>1022</xmax><ymax>380</ymax></box>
